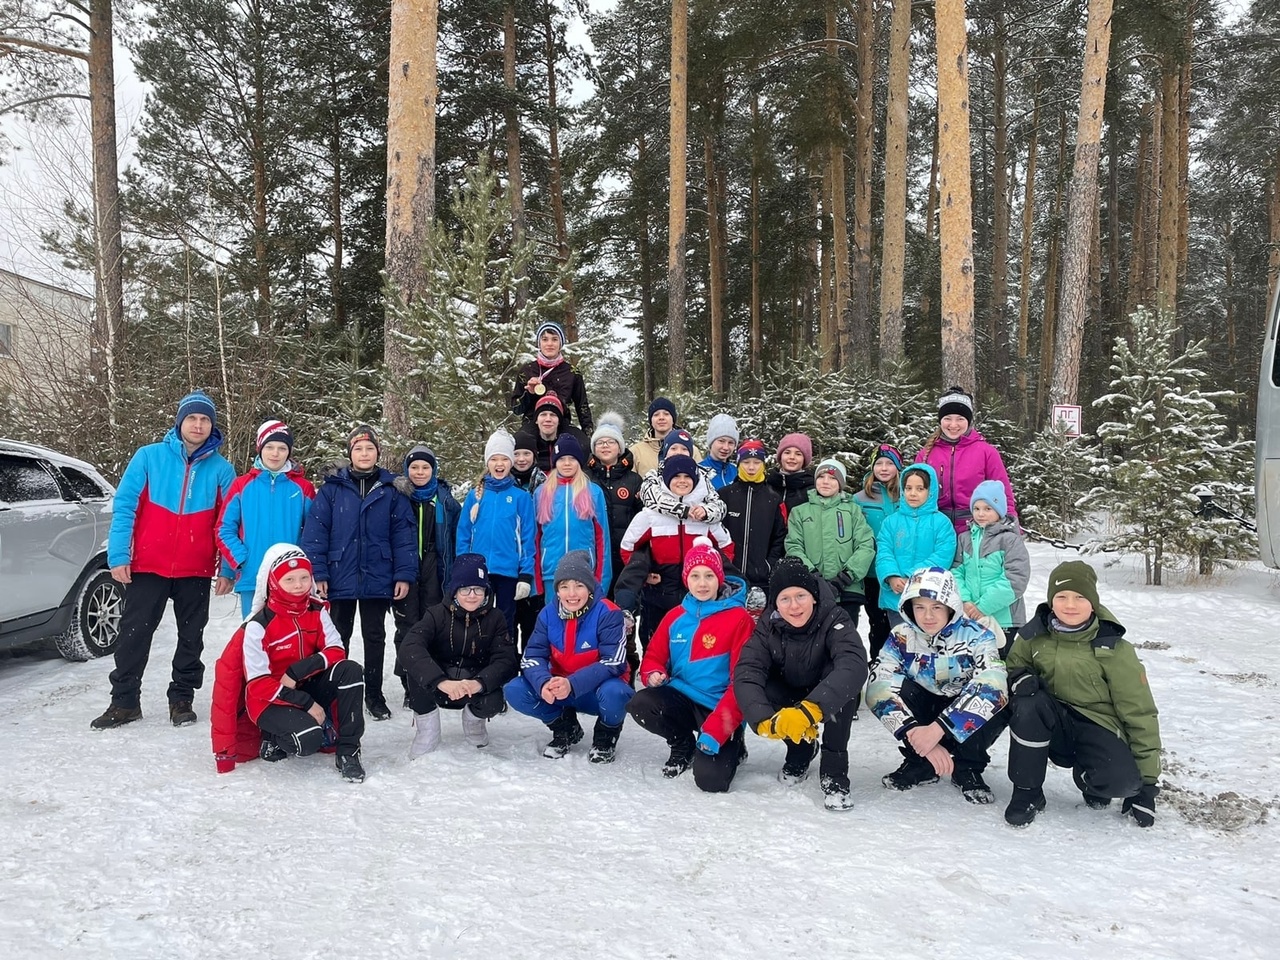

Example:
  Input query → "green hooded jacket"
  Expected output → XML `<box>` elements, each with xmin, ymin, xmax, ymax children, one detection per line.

<box><xmin>1007</xmin><ymin>603</ymin><xmax>1162</xmax><ymax>784</ymax></box>
<box><xmin>784</xmin><ymin>488</ymin><xmax>875</xmax><ymax>600</ymax></box>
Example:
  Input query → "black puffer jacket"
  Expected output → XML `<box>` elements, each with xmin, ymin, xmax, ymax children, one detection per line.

<box><xmin>720</xmin><ymin>479</ymin><xmax>786</xmax><ymax>589</ymax></box>
<box><xmin>399</xmin><ymin>600</ymin><xmax>518</xmax><ymax>694</ymax></box>
<box><xmin>588</xmin><ymin>450</ymin><xmax>642</xmax><ymax>592</ymax></box>
<box><xmin>733</xmin><ymin>582</ymin><xmax>868</xmax><ymax>726</ymax></box>
<box><xmin>766</xmin><ymin>469</ymin><xmax>815</xmax><ymax>521</ymax></box>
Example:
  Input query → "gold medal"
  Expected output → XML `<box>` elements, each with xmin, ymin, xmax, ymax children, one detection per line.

<box><xmin>533</xmin><ymin>383</ymin><xmax>547</xmax><ymax>396</ymax></box>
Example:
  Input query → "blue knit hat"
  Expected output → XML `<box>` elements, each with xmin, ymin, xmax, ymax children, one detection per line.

<box><xmin>446</xmin><ymin>553</ymin><xmax>490</xmax><ymax>598</ymax></box>
<box><xmin>552</xmin><ymin>433</ymin><xmax>586</xmax><ymax>467</ymax></box>
<box><xmin>648</xmin><ymin>397</ymin><xmax>677</xmax><ymax>424</ymax></box>
<box><xmin>662</xmin><ymin>454</ymin><xmax>699</xmax><ymax>487</ymax></box>
<box><xmin>970</xmin><ymin>479</ymin><xmax>1008</xmax><ymax>519</ymax></box>
<box><xmin>175</xmin><ymin>390</ymin><xmax>216</xmax><ymax>431</ymax></box>
<box><xmin>660</xmin><ymin>429</ymin><xmax>695</xmax><ymax>459</ymax></box>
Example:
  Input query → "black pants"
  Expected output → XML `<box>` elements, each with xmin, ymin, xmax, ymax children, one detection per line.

<box><xmin>898</xmin><ymin>678</ymin><xmax>1009</xmax><ymax>774</ymax></box>
<box><xmin>640</xmin><ymin>588</ymin><xmax>681</xmax><ymax>648</ymax></box>
<box><xmin>109</xmin><ymin>573</ymin><xmax>211</xmax><ymax>709</ymax></box>
<box><xmin>515</xmin><ymin>594</ymin><xmax>544</xmax><ymax>654</ymax></box>
<box><xmin>763</xmin><ymin>677</ymin><xmax>856</xmax><ymax>784</ymax></box>
<box><xmin>837</xmin><ymin>599</ymin><xmax>862</xmax><ymax>629</ymax></box>
<box><xmin>489</xmin><ymin>575</ymin><xmax>519</xmax><ymax>639</ymax></box>
<box><xmin>626</xmin><ymin>685</ymin><xmax>745</xmax><ymax>793</ymax></box>
<box><xmin>329</xmin><ymin>598</ymin><xmax>391</xmax><ymax>703</ymax></box>
<box><xmin>257</xmin><ymin>659</ymin><xmax>366</xmax><ymax>758</ymax></box>
<box><xmin>861</xmin><ymin>576</ymin><xmax>892</xmax><ymax>658</ymax></box>
<box><xmin>407</xmin><ymin>675</ymin><xmax>506</xmax><ymax>719</ymax></box>
<box><xmin>1007</xmin><ymin>676</ymin><xmax>1143</xmax><ymax>798</ymax></box>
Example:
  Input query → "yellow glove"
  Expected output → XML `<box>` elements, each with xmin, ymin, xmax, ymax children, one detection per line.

<box><xmin>770</xmin><ymin>701</ymin><xmax>823</xmax><ymax>743</ymax></box>
<box><xmin>756</xmin><ymin>716</ymin><xmax>782</xmax><ymax>739</ymax></box>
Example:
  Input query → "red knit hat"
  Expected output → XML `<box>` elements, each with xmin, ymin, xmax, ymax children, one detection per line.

<box><xmin>682</xmin><ymin>536</ymin><xmax>725</xmax><ymax>588</ymax></box>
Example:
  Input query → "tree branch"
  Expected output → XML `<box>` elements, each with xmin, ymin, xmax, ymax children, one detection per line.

<box><xmin>0</xmin><ymin>91</ymin><xmax>91</xmax><ymax>114</ymax></box>
<box><xmin>0</xmin><ymin>34</ymin><xmax>89</xmax><ymax>61</ymax></box>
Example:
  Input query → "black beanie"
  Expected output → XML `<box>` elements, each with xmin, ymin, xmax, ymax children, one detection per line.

<box><xmin>768</xmin><ymin>557</ymin><xmax>821</xmax><ymax>606</ymax></box>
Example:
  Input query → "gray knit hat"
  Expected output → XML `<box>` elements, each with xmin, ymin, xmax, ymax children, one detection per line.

<box><xmin>553</xmin><ymin>549</ymin><xmax>598</xmax><ymax>594</ymax></box>
<box><xmin>705</xmin><ymin>413</ymin><xmax>740</xmax><ymax>447</ymax></box>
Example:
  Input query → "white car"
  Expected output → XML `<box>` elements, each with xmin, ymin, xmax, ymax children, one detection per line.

<box><xmin>0</xmin><ymin>439</ymin><xmax>123</xmax><ymax>660</ymax></box>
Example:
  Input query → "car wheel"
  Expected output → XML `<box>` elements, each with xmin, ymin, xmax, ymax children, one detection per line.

<box><xmin>54</xmin><ymin>568</ymin><xmax>124</xmax><ymax>662</ymax></box>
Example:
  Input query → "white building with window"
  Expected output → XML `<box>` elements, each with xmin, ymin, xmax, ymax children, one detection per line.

<box><xmin>0</xmin><ymin>269</ymin><xmax>93</xmax><ymax>403</ymax></box>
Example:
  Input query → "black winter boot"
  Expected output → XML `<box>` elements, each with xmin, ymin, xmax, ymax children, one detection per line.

<box><xmin>335</xmin><ymin>750</ymin><xmax>366</xmax><ymax>783</ymax></box>
<box><xmin>882</xmin><ymin>754</ymin><xmax>940</xmax><ymax>791</ymax></box>
<box><xmin>1074</xmin><ymin>767</ymin><xmax>1111</xmax><ymax>809</ymax></box>
<box><xmin>259</xmin><ymin>737</ymin><xmax>288</xmax><ymax>763</ymax></box>
<box><xmin>951</xmin><ymin>768</ymin><xmax>995</xmax><ymax>804</ymax></box>
<box><xmin>662</xmin><ymin>738</ymin><xmax>696</xmax><ymax>779</ymax></box>
<box><xmin>543</xmin><ymin>712</ymin><xmax>585</xmax><ymax>759</ymax></box>
<box><xmin>169</xmin><ymin>701</ymin><xmax>197</xmax><ymax>727</ymax></box>
<box><xmin>588</xmin><ymin>720</ymin><xmax>623</xmax><ymax>764</ymax></box>
<box><xmin>1004</xmin><ymin>786</ymin><xmax>1047</xmax><ymax>826</ymax></box>
<box><xmin>366</xmin><ymin>696</ymin><xmax>392</xmax><ymax>721</ymax></box>
<box><xmin>90</xmin><ymin>705</ymin><xmax>142</xmax><ymax>730</ymax></box>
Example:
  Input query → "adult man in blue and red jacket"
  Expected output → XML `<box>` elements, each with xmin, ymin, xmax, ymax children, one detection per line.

<box><xmin>91</xmin><ymin>390</ymin><xmax>237</xmax><ymax>730</ymax></box>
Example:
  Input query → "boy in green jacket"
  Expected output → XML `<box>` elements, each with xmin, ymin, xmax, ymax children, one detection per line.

<box><xmin>1004</xmin><ymin>560</ymin><xmax>1161</xmax><ymax>828</ymax></box>
<box><xmin>785</xmin><ymin>458</ymin><xmax>875</xmax><ymax>630</ymax></box>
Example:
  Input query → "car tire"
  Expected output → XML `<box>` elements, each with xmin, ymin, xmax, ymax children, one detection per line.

<box><xmin>54</xmin><ymin>568</ymin><xmax>124</xmax><ymax>662</ymax></box>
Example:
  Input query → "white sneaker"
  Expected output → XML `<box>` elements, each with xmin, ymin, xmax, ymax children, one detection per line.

<box><xmin>408</xmin><ymin>710</ymin><xmax>442</xmax><ymax>759</ymax></box>
<box><xmin>461</xmin><ymin>705</ymin><xmax>489</xmax><ymax>748</ymax></box>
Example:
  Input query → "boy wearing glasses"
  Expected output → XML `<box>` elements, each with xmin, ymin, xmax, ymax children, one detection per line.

<box><xmin>398</xmin><ymin>554</ymin><xmax>519</xmax><ymax>756</ymax></box>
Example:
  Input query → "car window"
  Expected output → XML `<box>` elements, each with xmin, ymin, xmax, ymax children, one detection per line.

<box><xmin>0</xmin><ymin>454</ymin><xmax>63</xmax><ymax>504</ymax></box>
<box><xmin>59</xmin><ymin>466</ymin><xmax>110</xmax><ymax>501</ymax></box>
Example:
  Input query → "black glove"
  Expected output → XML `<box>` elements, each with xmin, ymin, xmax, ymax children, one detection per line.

<box><xmin>1008</xmin><ymin>670</ymin><xmax>1038</xmax><ymax>698</ymax></box>
<box><xmin>831</xmin><ymin>570</ymin><xmax>855</xmax><ymax>593</ymax></box>
<box><xmin>1122</xmin><ymin>783</ymin><xmax>1158</xmax><ymax>828</ymax></box>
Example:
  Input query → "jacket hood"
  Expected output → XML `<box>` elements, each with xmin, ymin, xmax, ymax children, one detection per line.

<box><xmin>968</xmin><ymin>514</ymin><xmax>1019</xmax><ymax>539</ymax></box>
<box><xmin>1022</xmin><ymin>601</ymin><xmax>1125</xmax><ymax>642</ymax></box>
<box><xmin>940</xmin><ymin>427</ymin><xmax>988</xmax><ymax>449</ymax></box>
<box><xmin>163</xmin><ymin>425</ymin><xmax>225</xmax><ymax>462</ymax></box>
<box><xmin>898</xmin><ymin>463</ymin><xmax>941</xmax><ymax>516</ymax></box>
<box><xmin>804</xmin><ymin>487</ymin><xmax>854</xmax><ymax>510</ymax></box>
<box><xmin>767</xmin><ymin>469</ymin><xmax>815</xmax><ymax>494</ymax></box>
<box><xmin>327</xmin><ymin>465</ymin><xmax>396</xmax><ymax>488</ymax></box>
<box><xmin>897</xmin><ymin>566</ymin><xmax>963</xmax><ymax>627</ymax></box>
<box><xmin>681</xmin><ymin>575</ymin><xmax>748</xmax><ymax>617</ymax></box>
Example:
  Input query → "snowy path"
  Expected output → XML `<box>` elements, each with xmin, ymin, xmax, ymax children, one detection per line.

<box><xmin>1</xmin><ymin>543</ymin><xmax>1277</xmax><ymax>959</ymax></box>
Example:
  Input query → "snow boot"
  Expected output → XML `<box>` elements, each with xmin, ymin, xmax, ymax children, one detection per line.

<box><xmin>951</xmin><ymin>768</ymin><xmax>995</xmax><ymax>805</ymax></box>
<box><xmin>588</xmin><ymin>720</ymin><xmax>623</xmax><ymax>764</ymax></box>
<box><xmin>409</xmin><ymin>709</ymin><xmax>442</xmax><ymax>759</ymax></box>
<box><xmin>1004</xmin><ymin>787</ymin><xmax>1047</xmax><ymax>826</ymax></box>
<box><xmin>259</xmin><ymin>737</ymin><xmax>288</xmax><ymax>763</ymax></box>
<box><xmin>169</xmin><ymin>701</ymin><xmax>197</xmax><ymax>727</ymax></box>
<box><xmin>542</xmin><ymin>712</ymin><xmax>585</xmax><ymax>759</ymax></box>
<box><xmin>662</xmin><ymin>739</ymin><xmax>696</xmax><ymax>779</ymax></box>
<box><xmin>366</xmin><ymin>696</ymin><xmax>392</xmax><ymax>721</ymax></box>
<box><xmin>461</xmin><ymin>704</ymin><xmax>489</xmax><ymax>748</ymax></box>
<box><xmin>882</xmin><ymin>755</ymin><xmax>940</xmax><ymax>791</ymax></box>
<box><xmin>336</xmin><ymin>750</ymin><xmax>366</xmax><ymax>783</ymax></box>
<box><xmin>821</xmin><ymin>773</ymin><xmax>855</xmax><ymax>812</ymax></box>
<box><xmin>1073</xmin><ymin>767</ymin><xmax>1111</xmax><ymax>809</ymax></box>
<box><xmin>90</xmin><ymin>705</ymin><xmax>142</xmax><ymax>730</ymax></box>
<box><xmin>779</xmin><ymin>739</ymin><xmax>818</xmax><ymax>785</ymax></box>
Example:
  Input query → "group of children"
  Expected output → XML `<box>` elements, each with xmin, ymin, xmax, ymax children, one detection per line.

<box><xmin>207</xmin><ymin>325</ymin><xmax>1161</xmax><ymax>826</ymax></box>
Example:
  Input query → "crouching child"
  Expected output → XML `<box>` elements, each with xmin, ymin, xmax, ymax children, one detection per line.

<box><xmin>211</xmin><ymin>544</ymin><xmax>367</xmax><ymax>782</ymax></box>
<box><xmin>504</xmin><ymin>550</ymin><xmax>633</xmax><ymax>762</ymax></box>
<box><xmin>1003</xmin><ymin>561</ymin><xmax>1162</xmax><ymax>828</ymax></box>
<box><xmin>733</xmin><ymin>559</ymin><xmax>868</xmax><ymax>812</ymax></box>
<box><xmin>400</xmin><ymin>553</ymin><xmax>518</xmax><ymax>757</ymax></box>
<box><xmin>866</xmin><ymin>567</ymin><xmax>1008</xmax><ymax>804</ymax></box>
<box><xmin>626</xmin><ymin>537</ymin><xmax>755</xmax><ymax>792</ymax></box>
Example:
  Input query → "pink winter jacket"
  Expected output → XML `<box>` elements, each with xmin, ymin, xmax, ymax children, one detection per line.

<box><xmin>914</xmin><ymin>429</ymin><xmax>1017</xmax><ymax>533</ymax></box>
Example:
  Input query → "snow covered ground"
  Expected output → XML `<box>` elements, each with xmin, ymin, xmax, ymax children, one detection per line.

<box><xmin>1</xmin><ymin>541</ymin><xmax>1277</xmax><ymax>959</ymax></box>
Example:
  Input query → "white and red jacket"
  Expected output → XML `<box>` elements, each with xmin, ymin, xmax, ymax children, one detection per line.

<box><xmin>619</xmin><ymin>475</ymin><xmax>734</xmax><ymax>568</ymax></box>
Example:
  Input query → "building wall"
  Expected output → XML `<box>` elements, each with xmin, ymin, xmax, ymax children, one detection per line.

<box><xmin>0</xmin><ymin>270</ymin><xmax>93</xmax><ymax>403</ymax></box>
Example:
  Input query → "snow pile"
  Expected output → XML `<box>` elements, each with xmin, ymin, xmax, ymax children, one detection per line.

<box><xmin>0</xmin><ymin>541</ymin><xmax>1276</xmax><ymax>958</ymax></box>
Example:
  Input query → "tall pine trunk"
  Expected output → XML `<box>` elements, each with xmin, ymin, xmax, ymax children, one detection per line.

<box><xmin>935</xmin><ymin>0</ymin><xmax>976</xmax><ymax>390</ymax></box>
<box><xmin>504</xmin><ymin>2</ymin><xmax>527</xmax><ymax>311</ymax></box>
<box><xmin>1155</xmin><ymin>58</ymin><xmax>1180</xmax><ymax>319</ymax></box>
<box><xmin>878</xmin><ymin>0</ymin><xmax>911</xmax><ymax>373</ymax></box>
<box><xmin>706</xmin><ymin>134</ymin><xmax>725</xmax><ymax>396</ymax></box>
<box><xmin>384</xmin><ymin>0</ymin><xmax>439</xmax><ymax>440</ymax></box>
<box><xmin>850</xmin><ymin>0</ymin><xmax>875</xmax><ymax>369</ymax></box>
<box><xmin>543</xmin><ymin>2</ymin><xmax>576</xmax><ymax>338</ymax></box>
<box><xmin>1048</xmin><ymin>0</ymin><xmax>1113</xmax><ymax>411</ymax></box>
<box><xmin>750</xmin><ymin>92</ymin><xmax>763</xmax><ymax>381</ymax></box>
<box><xmin>637</xmin><ymin>133</ymin><xmax>657</xmax><ymax>401</ymax></box>
<box><xmin>1038</xmin><ymin>114</ymin><xmax>1068</xmax><ymax>421</ymax></box>
<box><xmin>826</xmin><ymin>0</ymin><xmax>852</xmax><ymax>370</ymax></box>
<box><xmin>988</xmin><ymin>2</ymin><xmax>1010</xmax><ymax>395</ymax></box>
<box><xmin>88</xmin><ymin>0</ymin><xmax>124</xmax><ymax>412</ymax></box>
<box><xmin>667</xmin><ymin>0</ymin><xmax>689</xmax><ymax>390</ymax></box>
<box><xmin>1016</xmin><ymin>84</ymin><xmax>1039</xmax><ymax>428</ymax></box>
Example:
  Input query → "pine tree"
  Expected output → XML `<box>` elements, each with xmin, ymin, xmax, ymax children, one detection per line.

<box><xmin>384</xmin><ymin>157</ymin><xmax>573</xmax><ymax>471</ymax></box>
<box><xmin>1091</xmin><ymin>306</ymin><xmax>1244</xmax><ymax>584</ymax></box>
